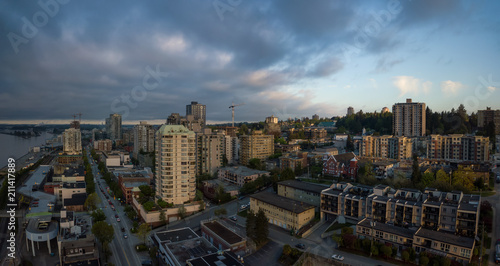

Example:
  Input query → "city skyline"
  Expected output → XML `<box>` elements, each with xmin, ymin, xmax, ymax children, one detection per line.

<box><xmin>1</xmin><ymin>1</ymin><xmax>500</xmax><ymax>123</ymax></box>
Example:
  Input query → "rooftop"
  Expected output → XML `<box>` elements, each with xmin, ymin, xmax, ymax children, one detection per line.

<box><xmin>415</xmin><ymin>228</ymin><xmax>475</xmax><ymax>249</ymax></box>
<box><xmin>278</xmin><ymin>180</ymin><xmax>330</xmax><ymax>194</ymax></box>
<box><xmin>155</xmin><ymin>227</ymin><xmax>198</xmax><ymax>243</ymax></box>
<box><xmin>18</xmin><ymin>165</ymin><xmax>57</xmax><ymax>217</ymax></box>
<box><xmin>219</xmin><ymin>166</ymin><xmax>269</xmax><ymax>176</ymax></box>
<box><xmin>358</xmin><ymin>218</ymin><xmax>415</xmax><ymax>239</ymax></box>
<box><xmin>201</xmin><ymin>220</ymin><xmax>245</xmax><ymax>245</ymax></box>
<box><xmin>64</xmin><ymin>193</ymin><xmax>87</xmax><ymax>206</ymax></box>
<box><xmin>157</xmin><ymin>124</ymin><xmax>195</xmax><ymax>135</ymax></box>
<box><xmin>250</xmin><ymin>192</ymin><xmax>315</xmax><ymax>213</ymax></box>
<box><xmin>62</xmin><ymin>181</ymin><xmax>86</xmax><ymax>189</ymax></box>
<box><xmin>123</xmin><ymin>181</ymin><xmax>149</xmax><ymax>188</ymax></box>
<box><xmin>187</xmin><ymin>251</ymin><xmax>244</xmax><ymax>266</ymax></box>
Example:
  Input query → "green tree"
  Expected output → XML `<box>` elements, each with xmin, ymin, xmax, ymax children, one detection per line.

<box><xmin>255</xmin><ymin>209</ymin><xmax>269</xmax><ymax>246</ymax></box>
<box><xmin>248</xmin><ymin>158</ymin><xmax>262</xmax><ymax>170</ymax></box>
<box><xmin>143</xmin><ymin>201</ymin><xmax>155</xmax><ymax>212</ymax></box>
<box><xmin>84</xmin><ymin>193</ymin><xmax>101</xmax><ymax>211</ymax></box>
<box><xmin>421</xmin><ymin>172</ymin><xmax>435</xmax><ymax>187</ymax></box>
<box><xmin>246</xmin><ymin>210</ymin><xmax>256</xmax><ymax>240</ymax></box>
<box><xmin>239</xmin><ymin>124</ymin><xmax>248</xmax><ymax>135</ymax></box>
<box><xmin>435</xmin><ymin>169</ymin><xmax>450</xmax><ymax>183</ymax></box>
<box><xmin>411</xmin><ymin>154</ymin><xmax>422</xmax><ymax>185</ymax></box>
<box><xmin>178</xmin><ymin>205</ymin><xmax>187</xmax><ymax>219</ymax></box>
<box><xmin>419</xmin><ymin>255</ymin><xmax>429</xmax><ymax>266</ymax></box>
<box><xmin>380</xmin><ymin>245</ymin><xmax>392</xmax><ymax>258</ymax></box>
<box><xmin>91</xmin><ymin>209</ymin><xmax>106</xmax><ymax>222</ymax></box>
<box><xmin>402</xmin><ymin>250</ymin><xmax>410</xmax><ymax>262</ymax></box>
<box><xmin>159</xmin><ymin>209</ymin><xmax>167</xmax><ymax>227</ymax></box>
<box><xmin>92</xmin><ymin>221</ymin><xmax>114</xmax><ymax>244</ymax></box>
<box><xmin>137</xmin><ymin>223</ymin><xmax>151</xmax><ymax>244</ymax></box>
<box><xmin>281</xmin><ymin>168</ymin><xmax>295</xmax><ymax>181</ymax></box>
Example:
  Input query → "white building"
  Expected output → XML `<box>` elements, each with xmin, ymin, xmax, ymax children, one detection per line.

<box><xmin>63</xmin><ymin>128</ymin><xmax>82</xmax><ymax>155</ymax></box>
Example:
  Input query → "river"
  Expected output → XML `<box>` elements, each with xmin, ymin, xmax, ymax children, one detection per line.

<box><xmin>0</xmin><ymin>131</ymin><xmax>55</xmax><ymax>168</ymax></box>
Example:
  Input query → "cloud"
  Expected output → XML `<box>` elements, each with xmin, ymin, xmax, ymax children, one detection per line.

<box><xmin>393</xmin><ymin>76</ymin><xmax>432</xmax><ymax>96</ymax></box>
<box><xmin>373</xmin><ymin>56</ymin><xmax>404</xmax><ymax>73</ymax></box>
<box><xmin>310</xmin><ymin>57</ymin><xmax>344</xmax><ymax>77</ymax></box>
<box><xmin>487</xmin><ymin>86</ymin><xmax>498</xmax><ymax>92</ymax></box>
<box><xmin>441</xmin><ymin>80</ymin><xmax>463</xmax><ymax>95</ymax></box>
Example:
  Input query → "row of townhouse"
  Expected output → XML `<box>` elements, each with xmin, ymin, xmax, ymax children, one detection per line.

<box><xmin>320</xmin><ymin>183</ymin><xmax>480</xmax><ymax>264</ymax></box>
<box><xmin>360</xmin><ymin>134</ymin><xmax>490</xmax><ymax>162</ymax></box>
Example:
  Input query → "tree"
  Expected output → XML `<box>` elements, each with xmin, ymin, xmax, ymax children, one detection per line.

<box><xmin>199</xmin><ymin>200</ymin><xmax>205</xmax><ymax>211</ymax></box>
<box><xmin>419</xmin><ymin>255</ymin><xmax>429</xmax><ymax>266</ymax></box>
<box><xmin>137</xmin><ymin>223</ymin><xmax>151</xmax><ymax>244</ymax></box>
<box><xmin>281</xmin><ymin>168</ymin><xmax>295</xmax><ymax>181</ymax></box>
<box><xmin>246</xmin><ymin>210</ymin><xmax>256</xmax><ymax>240</ymax></box>
<box><xmin>84</xmin><ymin>193</ymin><xmax>101</xmax><ymax>211</ymax></box>
<box><xmin>91</xmin><ymin>209</ymin><xmax>106</xmax><ymax>222</ymax></box>
<box><xmin>411</xmin><ymin>154</ymin><xmax>422</xmax><ymax>185</ymax></box>
<box><xmin>421</xmin><ymin>172</ymin><xmax>435</xmax><ymax>187</ymax></box>
<box><xmin>143</xmin><ymin>201</ymin><xmax>155</xmax><ymax>212</ymax></box>
<box><xmin>402</xmin><ymin>250</ymin><xmax>410</xmax><ymax>262</ymax></box>
<box><xmin>380</xmin><ymin>245</ymin><xmax>392</xmax><ymax>258</ymax></box>
<box><xmin>435</xmin><ymin>169</ymin><xmax>450</xmax><ymax>183</ymax></box>
<box><xmin>248</xmin><ymin>158</ymin><xmax>262</xmax><ymax>170</ymax></box>
<box><xmin>159</xmin><ymin>209</ymin><xmax>167</xmax><ymax>227</ymax></box>
<box><xmin>254</xmin><ymin>209</ymin><xmax>269</xmax><ymax>246</ymax></box>
<box><xmin>139</xmin><ymin>185</ymin><xmax>154</xmax><ymax>198</ymax></box>
<box><xmin>239</xmin><ymin>124</ymin><xmax>248</xmax><ymax>135</ymax></box>
<box><xmin>178</xmin><ymin>205</ymin><xmax>187</xmax><ymax>219</ymax></box>
<box><xmin>92</xmin><ymin>221</ymin><xmax>114</xmax><ymax>244</ymax></box>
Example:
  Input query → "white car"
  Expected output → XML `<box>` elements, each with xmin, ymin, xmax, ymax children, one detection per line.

<box><xmin>332</xmin><ymin>254</ymin><xmax>344</xmax><ymax>261</ymax></box>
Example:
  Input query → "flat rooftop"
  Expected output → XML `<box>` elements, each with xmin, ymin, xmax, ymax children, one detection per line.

<box><xmin>155</xmin><ymin>228</ymin><xmax>198</xmax><ymax>243</ymax></box>
<box><xmin>358</xmin><ymin>218</ymin><xmax>415</xmax><ymax>239</ymax></box>
<box><xmin>278</xmin><ymin>180</ymin><xmax>330</xmax><ymax>194</ymax></box>
<box><xmin>187</xmin><ymin>251</ymin><xmax>243</xmax><ymax>266</ymax></box>
<box><xmin>202</xmin><ymin>221</ymin><xmax>245</xmax><ymax>245</ymax></box>
<box><xmin>219</xmin><ymin>166</ymin><xmax>269</xmax><ymax>176</ymax></box>
<box><xmin>415</xmin><ymin>228</ymin><xmax>475</xmax><ymax>249</ymax></box>
<box><xmin>18</xmin><ymin>165</ymin><xmax>56</xmax><ymax>217</ymax></box>
<box><xmin>123</xmin><ymin>181</ymin><xmax>149</xmax><ymax>188</ymax></box>
<box><xmin>62</xmin><ymin>181</ymin><xmax>86</xmax><ymax>189</ymax></box>
<box><xmin>250</xmin><ymin>192</ymin><xmax>315</xmax><ymax>213</ymax></box>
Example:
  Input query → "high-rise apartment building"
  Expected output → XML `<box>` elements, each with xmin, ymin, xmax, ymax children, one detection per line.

<box><xmin>392</xmin><ymin>99</ymin><xmax>426</xmax><ymax>137</ymax></box>
<box><xmin>133</xmin><ymin>121</ymin><xmax>155</xmax><ymax>157</ymax></box>
<box><xmin>63</xmin><ymin>128</ymin><xmax>82</xmax><ymax>155</ymax></box>
<box><xmin>347</xmin><ymin>106</ymin><xmax>354</xmax><ymax>116</ymax></box>
<box><xmin>106</xmin><ymin>113</ymin><xmax>122</xmax><ymax>140</ymax></box>
<box><xmin>477</xmin><ymin>107</ymin><xmax>500</xmax><ymax>134</ymax></box>
<box><xmin>186</xmin><ymin>101</ymin><xmax>206</xmax><ymax>126</ymax></box>
<box><xmin>195</xmin><ymin>128</ymin><xmax>225</xmax><ymax>176</ymax></box>
<box><xmin>239</xmin><ymin>130</ymin><xmax>274</xmax><ymax>165</ymax></box>
<box><xmin>155</xmin><ymin>125</ymin><xmax>196</xmax><ymax>205</ymax></box>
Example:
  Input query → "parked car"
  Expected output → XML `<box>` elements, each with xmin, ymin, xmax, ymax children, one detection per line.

<box><xmin>332</xmin><ymin>254</ymin><xmax>344</xmax><ymax>261</ymax></box>
<box><xmin>121</xmin><ymin>227</ymin><xmax>125</xmax><ymax>232</ymax></box>
<box><xmin>295</xmin><ymin>243</ymin><xmax>305</xmax><ymax>249</ymax></box>
<box><xmin>116</xmin><ymin>218</ymin><xmax>120</xmax><ymax>222</ymax></box>
<box><xmin>229</xmin><ymin>216</ymin><xmax>237</xmax><ymax>221</ymax></box>
<box><xmin>123</xmin><ymin>233</ymin><xmax>128</xmax><ymax>239</ymax></box>
<box><xmin>115</xmin><ymin>214</ymin><xmax>119</xmax><ymax>218</ymax></box>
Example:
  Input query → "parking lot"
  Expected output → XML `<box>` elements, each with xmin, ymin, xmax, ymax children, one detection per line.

<box><xmin>244</xmin><ymin>240</ymin><xmax>282</xmax><ymax>266</ymax></box>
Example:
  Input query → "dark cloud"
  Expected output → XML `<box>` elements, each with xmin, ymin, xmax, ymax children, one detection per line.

<box><xmin>0</xmin><ymin>0</ymin><xmax>494</xmax><ymax>122</ymax></box>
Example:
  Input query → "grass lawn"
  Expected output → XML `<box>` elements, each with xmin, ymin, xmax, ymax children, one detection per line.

<box><xmin>326</xmin><ymin>222</ymin><xmax>355</xmax><ymax>233</ymax></box>
<box><xmin>237</xmin><ymin>209</ymin><xmax>248</xmax><ymax>217</ymax></box>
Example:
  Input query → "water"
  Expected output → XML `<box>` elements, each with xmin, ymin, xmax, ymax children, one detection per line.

<box><xmin>0</xmin><ymin>131</ymin><xmax>55</xmax><ymax>168</ymax></box>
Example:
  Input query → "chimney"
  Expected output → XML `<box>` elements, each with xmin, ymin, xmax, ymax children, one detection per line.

<box><xmin>406</xmin><ymin>98</ymin><xmax>412</xmax><ymax>103</ymax></box>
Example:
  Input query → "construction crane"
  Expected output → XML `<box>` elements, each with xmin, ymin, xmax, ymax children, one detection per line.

<box><xmin>229</xmin><ymin>102</ymin><xmax>245</xmax><ymax>127</ymax></box>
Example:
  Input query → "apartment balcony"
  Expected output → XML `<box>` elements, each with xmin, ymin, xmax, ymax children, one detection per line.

<box><xmin>457</xmin><ymin>214</ymin><xmax>476</xmax><ymax>221</ymax></box>
<box><xmin>423</xmin><ymin>208</ymin><xmax>439</xmax><ymax>214</ymax></box>
<box><xmin>423</xmin><ymin>215</ymin><xmax>438</xmax><ymax>223</ymax></box>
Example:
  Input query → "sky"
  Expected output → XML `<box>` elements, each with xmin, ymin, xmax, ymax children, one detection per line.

<box><xmin>1</xmin><ymin>0</ymin><xmax>499</xmax><ymax>125</ymax></box>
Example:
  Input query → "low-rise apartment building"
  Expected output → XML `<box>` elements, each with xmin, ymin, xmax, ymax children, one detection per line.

<box><xmin>217</xmin><ymin>166</ymin><xmax>269</xmax><ymax>187</ymax></box>
<box><xmin>250</xmin><ymin>192</ymin><xmax>315</xmax><ymax>232</ymax></box>
<box><xmin>277</xmin><ymin>180</ymin><xmax>330</xmax><ymax>212</ymax></box>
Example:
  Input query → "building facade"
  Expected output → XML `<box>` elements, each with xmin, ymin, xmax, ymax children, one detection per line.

<box><xmin>239</xmin><ymin>130</ymin><xmax>274</xmax><ymax>165</ymax></box>
<box><xmin>186</xmin><ymin>101</ymin><xmax>206</xmax><ymax>126</ymax></box>
<box><xmin>155</xmin><ymin>125</ymin><xmax>196</xmax><ymax>205</ymax></box>
<box><xmin>477</xmin><ymin>107</ymin><xmax>500</xmax><ymax>134</ymax></box>
<box><xmin>196</xmin><ymin>128</ymin><xmax>225</xmax><ymax>176</ymax></box>
<box><xmin>217</xmin><ymin>166</ymin><xmax>269</xmax><ymax>187</ymax></box>
<box><xmin>107</xmin><ymin>113</ymin><xmax>122</xmax><ymax>140</ymax></box>
<box><xmin>133</xmin><ymin>121</ymin><xmax>155</xmax><ymax>157</ymax></box>
<box><xmin>392</xmin><ymin>99</ymin><xmax>426</xmax><ymax>137</ymax></box>
<box><xmin>63</xmin><ymin>128</ymin><xmax>82</xmax><ymax>155</ymax></box>
<box><xmin>93</xmin><ymin>139</ymin><xmax>112</xmax><ymax>152</ymax></box>
<box><xmin>250</xmin><ymin>192</ymin><xmax>315</xmax><ymax>232</ymax></box>
<box><xmin>277</xmin><ymin>180</ymin><xmax>329</xmax><ymax>211</ymax></box>
<box><xmin>427</xmin><ymin>134</ymin><xmax>490</xmax><ymax>162</ymax></box>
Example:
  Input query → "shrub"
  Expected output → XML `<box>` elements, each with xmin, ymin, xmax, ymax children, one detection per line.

<box><xmin>402</xmin><ymin>251</ymin><xmax>410</xmax><ymax>262</ymax></box>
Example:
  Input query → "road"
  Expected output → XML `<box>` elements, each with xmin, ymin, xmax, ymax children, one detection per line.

<box><xmin>86</xmin><ymin>148</ymin><xmax>144</xmax><ymax>266</ymax></box>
